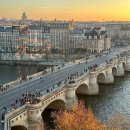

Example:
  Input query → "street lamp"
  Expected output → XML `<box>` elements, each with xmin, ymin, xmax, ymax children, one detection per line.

<box><xmin>18</xmin><ymin>70</ymin><xmax>21</xmax><ymax>79</ymax></box>
<box><xmin>92</xmin><ymin>41</ymin><xmax>94</xmax><ymax>53</ymax></box>
<box><xmin>26</xmin><ymin>68</ymin><xmax>28</xmax><ymax>77</ymax></box>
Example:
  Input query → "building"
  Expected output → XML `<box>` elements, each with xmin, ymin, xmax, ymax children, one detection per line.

<box><xmin>83</xmin><ymin>27</ymin><xmax>111</xmax><ymax>53</ymax></box>
<box><xmin>27</xmin><ymin>25</ymin><xmax>51</xmax><ymax>52</ymax></box>
<box><xmin>18</xmin><ymin>27</ymin><xmax>29</xmax><ymax>52</ymax></box>
<box><xmin>68</xmin><ymin>27</ymin><xmax>111</xmax><ymax>53</ymax></box>
<box><xmin>0</xmin><ymin>19</ymin><xmax>111</xmax><ymax>54</ymax></box>
<box><xmin>69</xmin><ymin>27</ymin><xmax>85</xmax><ymax>52</ymax></box>
<box><xmin>87</xmin><ymin>22</ymin><xmax>130</xmax><ymax>42</ymax></box>
<box><xmin>0</xmin><ymin>26</ymin><xmax>20</xmax><ymax>52</ymax></box>
<box><xmin>50</xmin><ymin>19</ymin><xmax>74</xmax><ymax>52</ymax></box>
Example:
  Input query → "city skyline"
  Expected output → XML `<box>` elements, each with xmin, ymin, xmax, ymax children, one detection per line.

<box><xmin>0</xmin><ymin>0</ymin><xmax>130</xmax><ymax>21</ymax></box>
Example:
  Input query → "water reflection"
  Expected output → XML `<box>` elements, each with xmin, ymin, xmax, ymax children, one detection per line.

<box><xmin>78</xmin><ymin>72</ymin><xmax>130</xmax><ymax>123</ymax></box>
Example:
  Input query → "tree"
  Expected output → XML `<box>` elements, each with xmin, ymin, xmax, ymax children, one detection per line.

<box><xmin>51</xmin><ymin>101</ymin><xmax>105</xmax><ymax>130</ymax></box>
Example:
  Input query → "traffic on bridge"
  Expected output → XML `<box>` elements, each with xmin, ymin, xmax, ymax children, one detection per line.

<box><xmin>1</xmin><ymin>46</ymin><xmax>130</xmax><ymax>130</ymax></box>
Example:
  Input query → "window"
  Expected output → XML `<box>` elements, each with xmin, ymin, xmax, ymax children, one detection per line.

<box><xmin>94</xmin><ymin>36</ymin><xmax>97</xmax><ymax>39</ymax></box>
<box><xmin>89</xmin><ymin>36</ymin><xmax>92</xmax><ymax>39</ymax></box>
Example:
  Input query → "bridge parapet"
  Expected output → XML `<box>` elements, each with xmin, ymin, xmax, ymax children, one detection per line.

<box><xmin>28</xmin><ymin>71</ymin><xmax>44</xmax><ymax>79</ymax></box>
<box><xmin>4</xmin><ymin>104</ymin><xmax>28</xmax><ymax>130</ymax></box>
<box><xmin>110</xmin><ymin>58</ymin><xmax>118</xmax><ymax>65</ymax></box>
<box><xmin>2</xmin><ymin>79</ymin><xmax>21</xmax><ymax>91</ymax></box>
<box><xmin>73</xmin><ymin>73</ymin><xmax>89</xmax><ymax>84</ymax></box>
<box><xmin>5</xmin><ymin>104</ymin><xmax>28</xmax><ymax>119</ymax></box>
<box><xmin>5</xmin><ymin>86</ymin><xmax>67</xmax><ymax>130</ymax></box>
<box><xmin>95</xmin><ymin>63</ymin><xmax>107</xmax><ymax>73</ymax></box>
<box><xmin>25</xmin><ymin>101</ymin><xmax>43</xmax><ymax>110</ymax></box>
<box><xmin>67</xmin><ymin>75</ymin><xmax>89</xmax><ymax>88</ymax></box>
<box><xmin>107</xmin><ymin>63</ymin><xmax>113</xmax><ymax>68</ymax></box>
<box><xmin>1</xmin><ymin>70</ymin><xmax>45</xmax><ymax>94</ymax></box>
<box><xmin>118</xmin><ymin>58</ymin><xmax>126</xmax><ymax>62</ymax></box>
<box><xmin>41</xmin><ymin>86</ymin><xmax>66</xmax><ymax>101</ymax></box>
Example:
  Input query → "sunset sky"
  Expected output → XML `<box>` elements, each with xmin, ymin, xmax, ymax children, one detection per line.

<box><xmin>0</xmin><ymin>0</ymin><xmax>130</xmax><ymax>21</ymax></box>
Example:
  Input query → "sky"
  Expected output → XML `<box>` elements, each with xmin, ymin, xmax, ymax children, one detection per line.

<box><xmin>0</xmin><ymin>0</ymin><xmax>130</xmax><ymax>21</ymax></box>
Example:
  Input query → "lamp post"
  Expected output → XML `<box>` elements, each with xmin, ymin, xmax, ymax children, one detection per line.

<box><xmin>26</xmin><ymin>68</ymin><xmax>28</xmax><ymax>77</ymax></box>
<box><xmin>91</xmin><ymin>41</ymin><xmax>93</xmax><ymax>53</ymax></box>
<box><xmin>18</xmin><ymin>70</ymin><xmax>21</xmax><ymax>79</ymax></box>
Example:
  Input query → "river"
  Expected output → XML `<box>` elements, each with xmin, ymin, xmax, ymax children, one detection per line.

<box><xmin>0</xmin><ymin>65</ymin><xmax>39</xmax><ymax>84</ymax></box>
<box><xmin>1</xmin><ymin>65</ymin><xmax>130</xmax><ymax>127</ymax></box>
<box><xmin>78</xmin><ymin>73</ymin><xmax>130</xmax><ymax>122</ymax></box>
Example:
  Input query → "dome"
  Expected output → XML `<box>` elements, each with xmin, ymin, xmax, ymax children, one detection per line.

<box><xmin>22</xmin><ymin>11</ymin><xmax>27</xmax><ymax>21</ymax></box>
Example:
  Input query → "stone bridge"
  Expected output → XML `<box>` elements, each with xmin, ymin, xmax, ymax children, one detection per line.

<box><xmin>4</xmin><ymin>55</ymin><xmax>130</xmax><ymax>130</ymax></box>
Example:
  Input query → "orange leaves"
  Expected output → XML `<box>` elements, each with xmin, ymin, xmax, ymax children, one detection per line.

<box><xmin>51</xmin><ymin>100</ymin><xmax>105</xmax><ymax>130</ymax></box>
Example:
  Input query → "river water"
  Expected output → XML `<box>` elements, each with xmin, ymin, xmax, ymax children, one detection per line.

<box><xmin>78</xmin><ymin>73</ymin><xmax>130</xmax><ymax>122</ymax></box>
<box><xmin>0</xmin><ymin>65</ymin><xmax>38</xmax><ymax>84</ymax></box>
<box><xmin>1</xmin><ymin>65</ymin><xmax>130</xmax><ymax>126</ymax></box>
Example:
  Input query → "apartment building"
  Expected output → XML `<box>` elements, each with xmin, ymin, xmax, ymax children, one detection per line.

<box><xmin>0</xmin><ymin>26</ymin><xmax>20</xmax><ymax>52</ymax></box>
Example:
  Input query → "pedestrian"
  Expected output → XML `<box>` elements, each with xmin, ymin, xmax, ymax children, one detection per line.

<box><xmin>3</xmin><ymin>106</ymin><xmax>6</xmax><ymax>112</ymax></box>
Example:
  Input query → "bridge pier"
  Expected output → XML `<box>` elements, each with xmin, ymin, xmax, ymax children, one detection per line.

<box><xmin>114</xmin><ymin>60</ymin><xmax>124</xmax><ymax>76</ymax></box>
<box><xmin>27</xmin><ymin>116</ymin><xmax>44</xmax><ymax>130</ymax></box>
<box><xmin>105</xmin><ymin>66</ymin><xmax>114</xmax><ymax>84</ymax></box>
<box><xmin>26</xmin><ymin>102</ymin><xmax>44</xmax><ymax>130</ymax></box>
<box><xmin>125</xmin><ymin>56</ymin><xmax>130</xmax><ymax>72</ymax></box>
<box><xmin>89</xmin><ymin>72</ymin><xmax>99</xmax><ymax>95</ymax></box>
<box><xmin>66</xmin><ymin>86</ymin><xmax>78</xmax><ymax>109</ymax></box>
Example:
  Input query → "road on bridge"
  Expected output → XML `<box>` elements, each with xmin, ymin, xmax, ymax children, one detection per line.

<box><xmin>0</xmin><ymin>46</ymin><xmax>130</xmax><ymax>129</ymax></box>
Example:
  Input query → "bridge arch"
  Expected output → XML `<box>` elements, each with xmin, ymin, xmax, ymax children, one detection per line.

<box><xmin>76</xmin><ymin>84</ymin><xmax>89</xmax><ymax>95</ymax></box>
<box><xmin>11</xmin><ymin>125</ymin><xmax>27</xmax><ymax>130</ymax></box>
<box><xmin>44</xmin><ymin>99</ymin><xmax>66</xmax><ymax>110</ymax></box>
<box><xmin>112</xmin><ymin>67</ymin><xmax>118</xmax><ymax>76</ymax></box>
<box><xmin>42</xmin><ymin>99</ymin><xmax>66</xmax><ymax>130</ymax></box>
<box><xmin>97</xmin><ymin>73</ymin><xmax>106</xmax><ymax>84</ymax></box>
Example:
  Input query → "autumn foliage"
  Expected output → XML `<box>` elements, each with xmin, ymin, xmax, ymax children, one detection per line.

<box><xmin>51</xmin><ymin>101</ymin><xmax>105</xmax><ymax>130</ymax></box>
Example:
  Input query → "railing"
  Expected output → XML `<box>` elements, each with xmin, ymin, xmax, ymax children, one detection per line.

<box><xmin>5</xmin><ymin>83</ymin><xmax>66</xmax><ymax>119</ymax></box>
<box><xmin>95</xmin><ymin>63</ymin><xmax>107</xmax><ymax>71</ymax></box>
<box><xmin>1</xmin><ymin>67</ymin><xmax>54</xmax><ymax>93</ymax></box>
<box><xmin>26</xmin><ymin>85</ymin><xmax>66</xmax><ymax>110</ymax></box>
<box><xmin>74</xmin><ymin>73</ymin><xmax>89</xmax><ymax>83</ymax></box>
<box><xmin>42</xmin><ymin>87</ymin><xmax>66</xmax><ymax>102</ymax></box>
<box><xmin>28</xmin><ymin>71</ymin><xmax>44</xmax><ymax>79</ymax></box>
<box><xmin>25</xmin><ymin>101</ymin><xmax>43</xmax><ymax>110</ymax></box>
<box><xmin>2</xmin><ymin>79</ymin><xmax>21</xmax><ymax>89</ymax></box>
<box><xmin>0</xmin><ymin>72</ymin><xmax>44</xmax><ymax>94</ymax></box>
<box><xmin>67</xmin><ymin>57</ymin><xmax>127</xmax><ymax>87</ymax></box>
<box><xmin>5</xmin><ymin>104</ymin><xmax>28</xmax><ymax>120</ymax></box>
<box><xmin>67</xmin><ymin>72</ymin><xmax>90</xmax><ymax>88</ymax></box>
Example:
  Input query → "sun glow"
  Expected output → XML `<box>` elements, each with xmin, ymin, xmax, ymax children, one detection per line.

<box><xmin>0</xmin><ymin>0</ymin><xmax>130</xmax><ymax>21</ymax></box>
